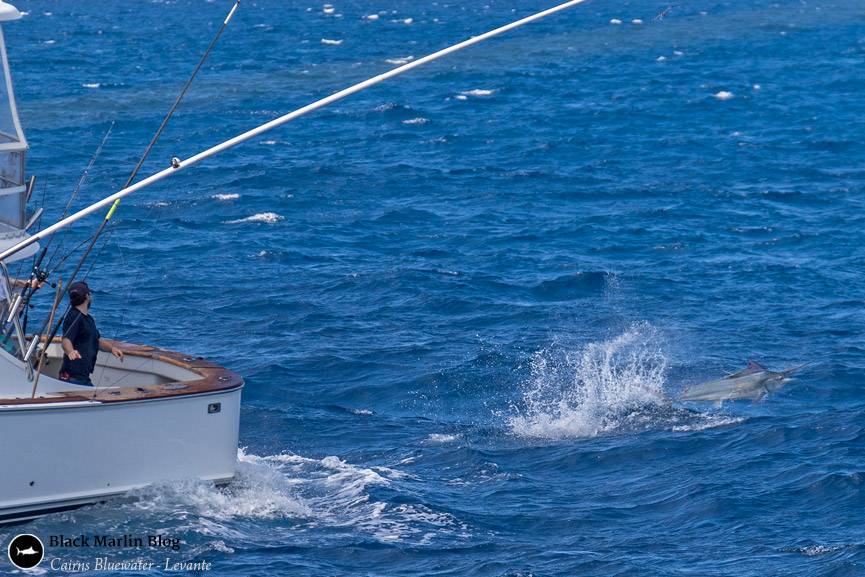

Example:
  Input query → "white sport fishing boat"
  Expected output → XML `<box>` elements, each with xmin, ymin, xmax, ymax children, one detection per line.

<box><xmin>0</xmin><ymin>0</ymin><xmax>589</xmax><ymax>524</ymax></box>
<box><xmin>0</xmin><ymin>1</ymin><xmax>242</xmax><ymax>524</ymax></box>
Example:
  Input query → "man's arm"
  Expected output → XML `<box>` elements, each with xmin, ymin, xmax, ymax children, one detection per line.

<box><xmin>61</xmin><ymin>337</ymin><xmax>81</xmax><ymax>360</ymax></box>
<box><xmin>10</xmin><ymin>278</ymin><xmax>44</xmax><ymax>291</ymax></box>
<box><xmin>99</xmin><ymin>338</ymin><xmax>124</xmax><ymax>361</ymax></box>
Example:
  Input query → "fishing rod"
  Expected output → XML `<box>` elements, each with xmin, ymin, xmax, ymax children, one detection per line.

<box><xmin>45</xmin><ymin>226</ymin><xmax>133</xmax><ymax>277</ymax></box>
<box><xmin>12</xmin><ymin>122</ymin><xmax>114</xmax><ymax>334</ymax></box>
<box><xmin>0</xmin><ymin>0</ymin><xmax>590</xmax><ymax>265</ymax></box>
<box><xmin>46</xmin><ymin>121</ymin><xmax>115</xmax><ymax>267</ymax></box>
<box><xmin>25</xmin><ymin>231</ymin><xmax>114</xmax><ymax>372</ymax></box>
<box><xmin>19</xmin><ymin>0</ymin><xmax>241</xmax><ymax>362</ymax></box>
<box><xmin>17</xmin><ymin>247</ymin><xmax>51</xmax><ymax>334</ymax></box>
<box><xmin>31</xmin><ymin>280</ymin><xmax>63</xmax><ymax>398</ymax></box>
<box><xmin>54</xmin><ymin>0</ymin><xmax>240</xmax><ymax>281</ymax></box>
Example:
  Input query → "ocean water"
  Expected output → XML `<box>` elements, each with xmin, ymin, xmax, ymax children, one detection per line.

<box><xmin>2</xmin><ymin>0</ymin><xmax>865</xmax><ymax>575</ymax></box>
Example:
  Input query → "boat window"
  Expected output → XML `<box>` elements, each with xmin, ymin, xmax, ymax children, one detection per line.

<box><xmin>0</xmin><ymin>25</ymin><xmax>29</xmax><ymax>230</ymax></box>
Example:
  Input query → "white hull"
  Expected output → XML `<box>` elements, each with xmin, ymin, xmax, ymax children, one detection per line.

<box><xmin>0</xmin><ymin>4</ymin><xmax>248</xmax><ymax>526</ymax></box>
<box><xmin>0</xmin><ymin>342</ymin><xmax>243</xmax><ymax>524</ymax></box>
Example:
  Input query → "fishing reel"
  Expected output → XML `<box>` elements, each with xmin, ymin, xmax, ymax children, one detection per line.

<box><xmin>33</xmin><ymin>268</ymin><xmax>57</xmax><ymax>288</ymax></box>
<box><xmin>33</xmin><ymin>267</ymin><xmax>56</xmax><ymax>289</ymax></box>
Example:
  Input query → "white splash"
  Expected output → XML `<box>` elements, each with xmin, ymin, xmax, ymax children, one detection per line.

<box><xmin>321</xmin><ymin>38</ymin><xmax>343</xmax><ymax>45</ymax></box>
<box><xmin>212</xmin><ymin>193</ymin><xmax>239</xmax><ymax>200</ymax></box>
<box><xmin>226</xmin><ymin>212</ymin><xmax>284</xmax><ymax>224</ymax></box>
<box><xmin>508</xmin><ymin>324</ymin><xmax>667</xmax><ymax>439</ymax></box>
<box><xmin>237</xmin><ymin>451</ymin><xmax>460</xmax><ymax>543</ymax></box>
<box><xmin>119</xmin><ymin>447</ymin><xmax>465</xmax><ymax>546</ymax></box>
<box><xmin>128</xmin><ymin>450</ymin><xmax>309</xmax><ymax>520</ymax></box>
<box><xmin>632</xmin><ymin>18</ymin><xmax>643</xmax><ymax>24</ymax></box>
<box><xmin>713</xmin><ymin>91</ymin><xmax>734</xmax><ymax>100</ymax></box>
<box><xmin>402</xmin><ymin>117</ymin><xmax>429</xmax><ymax>125</ymax></box>
<box><xmin>82</xmin><ymin>83</ymin><xmax>101</xmax><ymax>88</ymax></box>
<box><xmin>365</xmin><ymin>14</ymin><xmax>379</xmax><ymax>20</ymax></box>
<box><xmin>610</xmin><ymin>18</ymin><xmax>622</xmax><ymax>24</ymax></box>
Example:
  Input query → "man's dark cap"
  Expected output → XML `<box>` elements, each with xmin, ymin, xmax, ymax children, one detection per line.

<box><xmin>68</xmin><ymin>281</ymin><xmax>92</xmax><ymax>301</ymax></box>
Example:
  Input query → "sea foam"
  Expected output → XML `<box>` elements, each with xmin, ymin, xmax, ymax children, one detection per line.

<box><xmin>462</xmin><ymin>89</ymin><xmax>495</xmax><ymax>97</ymax></box>
<box><xmin>386</xmin><ymin>56</ymin><xmax>414</xmax><ymax>65</ymax></box>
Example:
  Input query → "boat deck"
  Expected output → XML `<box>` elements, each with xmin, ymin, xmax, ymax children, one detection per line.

<box><xmin>0</xmin><ymin>339</ymin><xmax>243</xmax><ymax>405</ymax></box>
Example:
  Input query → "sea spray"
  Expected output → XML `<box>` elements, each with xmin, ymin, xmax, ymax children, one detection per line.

<box><xmin>508</xmin><ymin>323</ymin><xmax>667</xmax><ymax>439</ymax></box>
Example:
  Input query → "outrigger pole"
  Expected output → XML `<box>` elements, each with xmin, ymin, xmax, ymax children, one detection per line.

<box><xmin>0</xmin><ymin>0</ymin><xmax>588</xmax><ymax>263</ymax></box>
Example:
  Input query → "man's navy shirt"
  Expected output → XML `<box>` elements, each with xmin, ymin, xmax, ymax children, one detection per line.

<box><xmin>60</xmin><ymin>308</ymin><xmax>100</xmax><ymax>382</ymax></box>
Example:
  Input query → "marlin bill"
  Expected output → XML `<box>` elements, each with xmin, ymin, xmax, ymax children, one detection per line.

<box><xmin>676</xmin><ymin>360</ymin><xmax>811</xmax><ymax>404</ymax></box>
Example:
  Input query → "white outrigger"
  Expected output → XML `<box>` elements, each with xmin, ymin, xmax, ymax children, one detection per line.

<box><xmin>0</xmin><ymin>0</ymin><xmax>588</xmax><ymax>524</ymax></box>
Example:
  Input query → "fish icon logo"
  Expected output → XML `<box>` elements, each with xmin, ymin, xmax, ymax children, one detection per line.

<box><xmin>7</xmin><ymin>534</ymin><xmax>44</xmax><ymax>570</ymax></box>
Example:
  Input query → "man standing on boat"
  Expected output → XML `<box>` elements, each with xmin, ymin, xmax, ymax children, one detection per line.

<box><xmin>59</xmin><ymin>281</ymin><xmax>124</xmax><ymax>386</ymax></box>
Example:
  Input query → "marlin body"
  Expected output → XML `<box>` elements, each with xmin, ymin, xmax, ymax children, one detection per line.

<box><xmin>676</xmin><ymin>360</ymin><xmax>810</xmax><ymax>404</ymax></box>
<box><xmin>16</xmin><ymin>547</ymin><xmax>39</xmax><ymax>555</ymax></box>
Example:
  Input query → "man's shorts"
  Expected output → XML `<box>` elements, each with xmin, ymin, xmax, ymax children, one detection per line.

<box><xmin>59</xmin><ymin>372</ymin><xmax>93</xmax><ymax>386</ymax></box>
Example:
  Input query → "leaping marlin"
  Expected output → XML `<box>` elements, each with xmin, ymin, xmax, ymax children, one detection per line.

<box><xmin>676</xmin><ymin>360</ymin><xmax>811</xmax><ymax>404</ymax></box>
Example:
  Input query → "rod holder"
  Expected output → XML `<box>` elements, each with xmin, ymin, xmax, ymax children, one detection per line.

<box><xmin>23</xmin><ymin>334</ymin><xmax>40</xmax><ymax>363</ymax></box>
<box><xmin>25</xmin><ymin>174</ymin><xmax>36</xmax><ymax>203</ymax></box>
<box><xmin>6</xmin><ymin>294</ymin><xmax>22</xmax><ymax>324</ymax></box>
<box><xmin>24</xmin><ymin>207</ymin><xmax>43</xmax><ymax>231</ymax></box>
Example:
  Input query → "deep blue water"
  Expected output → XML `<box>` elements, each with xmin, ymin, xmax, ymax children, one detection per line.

<box><xmin>2</xmin><ymin>0</ymin><xmax>865</xmax><ymax>575</ymax></box>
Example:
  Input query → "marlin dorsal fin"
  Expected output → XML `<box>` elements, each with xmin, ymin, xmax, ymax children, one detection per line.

<box><xmin>724</xmin><ymin>360</ymin><xmax>768</xmax><ymax>379</ymax></box>
<box><xmin>747</xmin><ymin>360</ymin><xmax>767</xmax><ymax>371</ymax></box>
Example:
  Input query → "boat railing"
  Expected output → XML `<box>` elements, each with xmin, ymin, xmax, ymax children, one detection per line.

<box><xmin>0</xmin><ymin>260</ymin><xmax>30</xmax><ymax>371</ymax></box>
